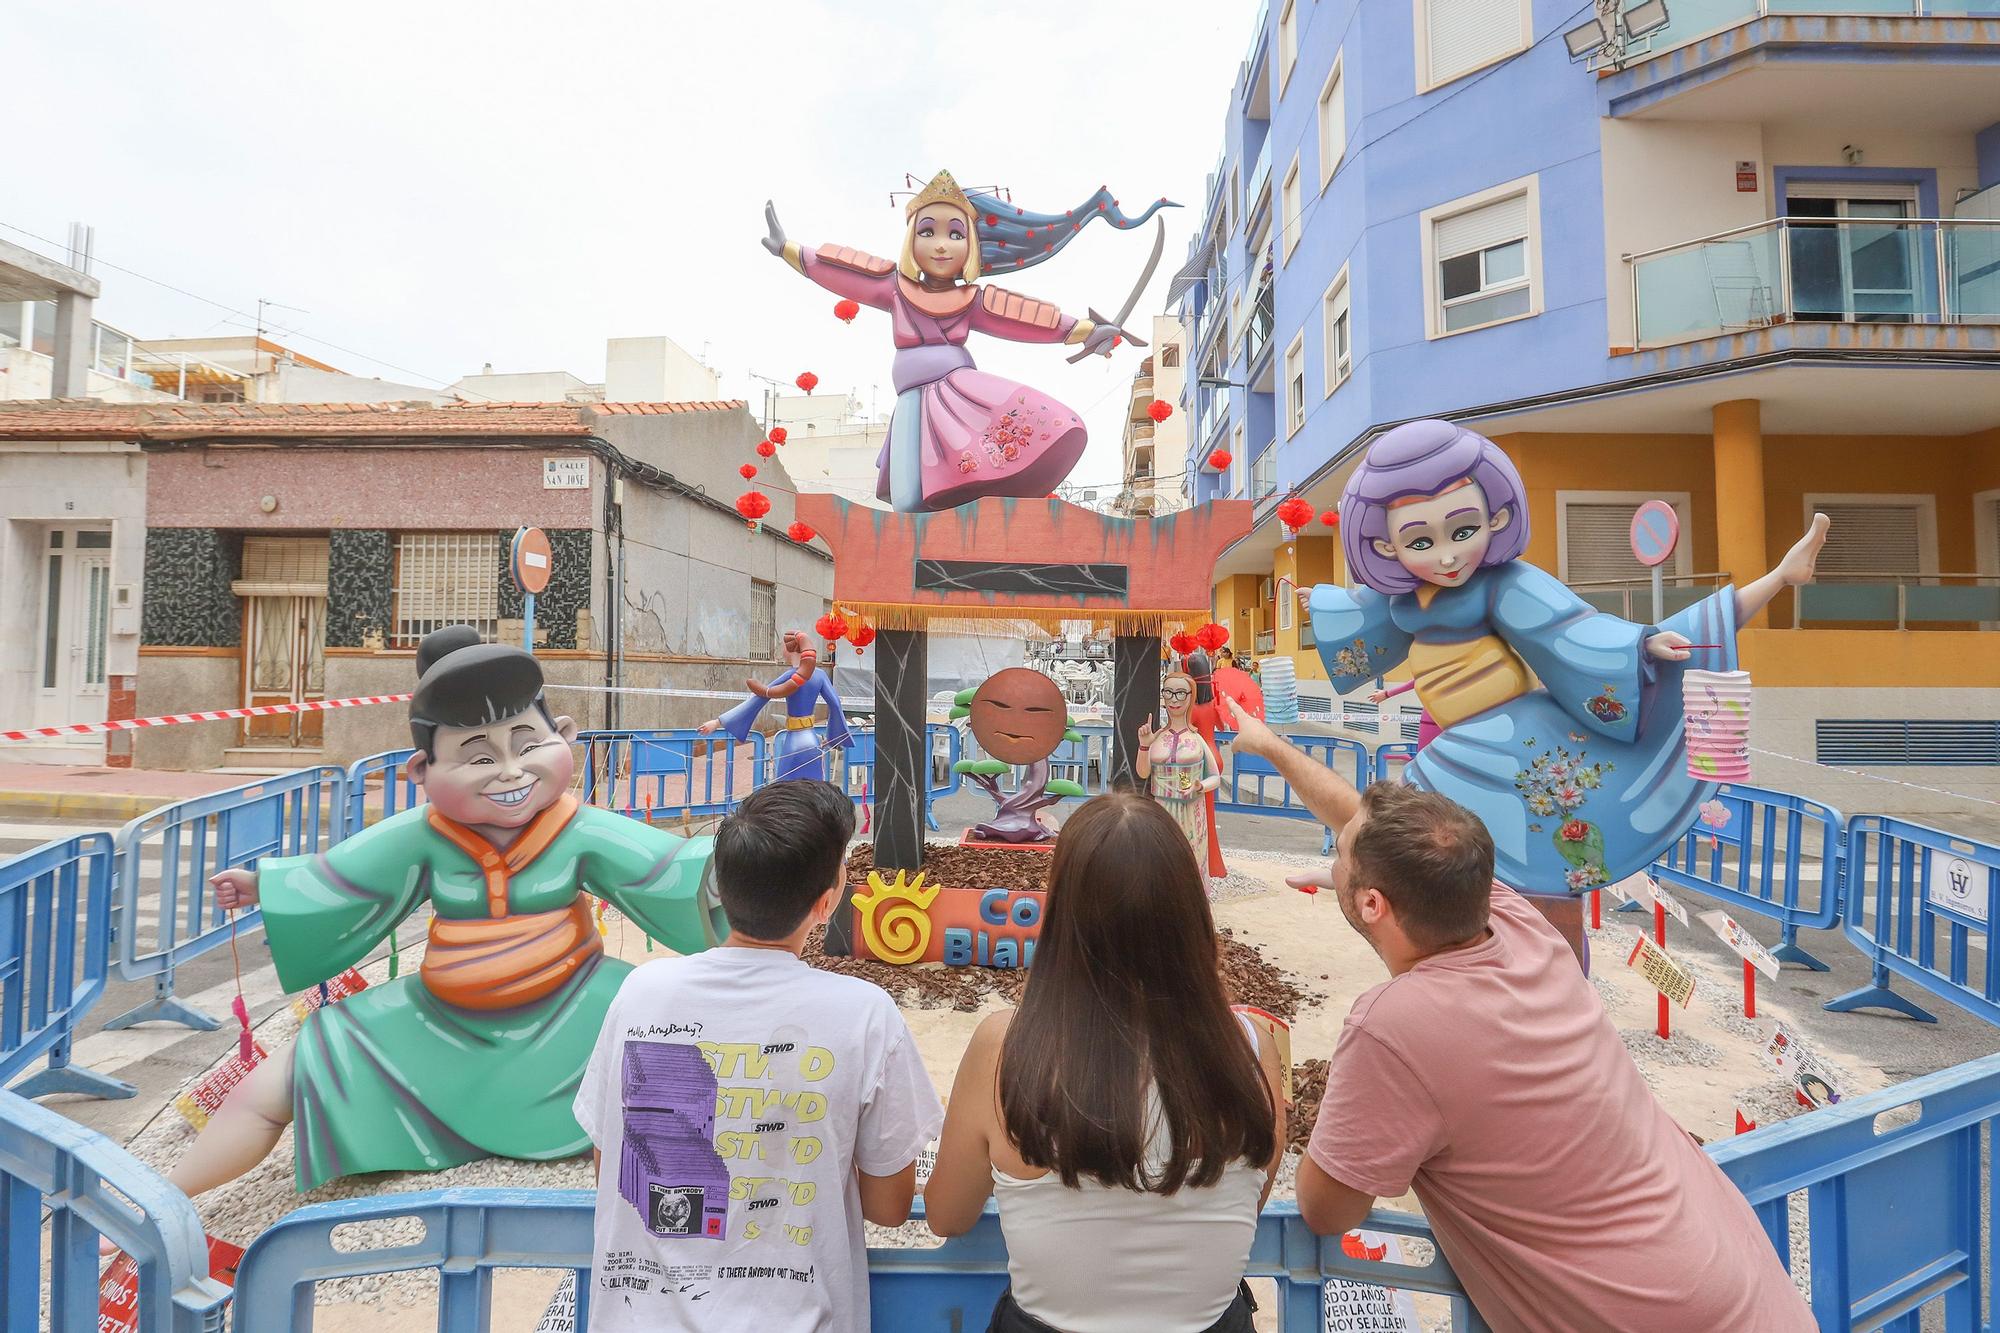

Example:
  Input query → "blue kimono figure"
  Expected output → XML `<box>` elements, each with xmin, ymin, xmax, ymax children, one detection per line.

<box><xmin>1312</xmin><ymin>563</ymin><xmax>1738</xmax><ymax>894</ymax></box>
<box><xmin>710</xmin><ymin>633</ymin><xmax>853</xmax><ymax>782</ymax></box>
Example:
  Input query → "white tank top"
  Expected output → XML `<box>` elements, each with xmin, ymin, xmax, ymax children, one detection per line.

<box><xmin>991</xmin><ymin>1015</ymin><xmax>1265</xmax><ymax>1333</ymax></box>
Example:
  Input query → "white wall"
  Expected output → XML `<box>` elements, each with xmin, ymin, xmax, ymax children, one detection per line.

<box><xmin>1761</xmin><ymin>124</ymin><xmax>1982</xmax><ymax>210</ymax></box>
<box><xmin>604</xmin><ymin>336</ymin><xmax>721</xmax><ymax>402</ymax></box>
<box><xmin>0</xmin><ymin>347</ymin><xmax>178</xmax><ymax>402</ymax></box>
<box><xmin>448</xmin><ymin>368</ymin><xmax>598</xmax><ymax>402</ymax></box>
<box><xmin>259</xmin><ymin>363</ymin><xmax>453</xmax><ymax>404</ymax></box>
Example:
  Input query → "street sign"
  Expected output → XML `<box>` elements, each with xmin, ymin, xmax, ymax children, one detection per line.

<box><xmin>511</xmin><ymin>526</ymin><xmax>552</xmax><ymax>595</ymax></box>
<box><xmin>1629</xmin><ymin>500</ymin><xmax>1680</xmax><ymax>568</ymax></box>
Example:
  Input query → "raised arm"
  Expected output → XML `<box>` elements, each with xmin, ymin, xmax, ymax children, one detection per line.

<box><xmin>762</xmin><ymin>200</ymin><xmax>897</xmax><ymax>311</ymax></box>
<box><xmin>1222</xmin><ymin>694</ymin><xmax>1361</xmax><ymax>832</ymax></box>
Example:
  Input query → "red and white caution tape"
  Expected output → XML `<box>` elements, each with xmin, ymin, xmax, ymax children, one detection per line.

<box><xmin>0</xmin><ymin>693</ymin><xmax>413</xmax><ymax>743</ymax></box>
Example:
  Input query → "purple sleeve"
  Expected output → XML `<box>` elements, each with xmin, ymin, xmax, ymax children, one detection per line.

<box><xmin>798</xmin><ymin>246</ymin><xmax>898</xmax><ymax>311</ymax></box>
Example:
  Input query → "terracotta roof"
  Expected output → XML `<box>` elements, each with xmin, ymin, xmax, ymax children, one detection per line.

<box><xmin>0</xmin><ymin>397</ymin><xmax>749</xmax><ymax>442</ymax></box>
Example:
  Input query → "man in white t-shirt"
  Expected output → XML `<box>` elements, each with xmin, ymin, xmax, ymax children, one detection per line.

<box><xmin>575</xmin><ymin>778</ymin><xmax>942</xmax><ymax>1331</ymax></box>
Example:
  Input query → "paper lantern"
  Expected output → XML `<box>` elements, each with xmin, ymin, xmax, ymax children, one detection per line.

<box><xmin>787</xmin><ymin>521</ymin><xmax>816</xmax><ymax>544</ymax></box>
<box><xmin>769</xmin><ymin>427</ymin><xmax>788</xmax><ymax>445</ymax></box>
<box><xmin>734</xmin><ymin>491</ymin><xmax>771</xmax><ymax>528</ymax></box>
<box><xmin>1319</xmin><ymin>509</ymin><xmax>1339</xmax><ymax>527</ymax></box>
<box><xmin>1683</xmin><ymin>669</ymin><xmax>1752</xmax><ymax>782</ymax></box>
<box><xmin>755</xmin><ymin>440</ymin><xmax>776</xmax><ymax>459</ymax></box>
<box><xmin>1276</xmin><ymin>497</ymin><xmax>1316</xmax><ymax>532</ymax></box>
<box><xmin>1207</xmin><ymin>449</ymin><xmax>1232</xmax><ymax>471</ymax></box>
<box><xmin>1195</xmin><ymin>622</ymin><xmax>1229</xmax><ymax>653</ymax></box>
<box><xmin>739</xmin><ymin>463</ymin><xmax>758</xmax><ymax>480</ymax></box>
<box><xmin>846</xmin><ymin>623</ymin><xmax>876</xmax><ymax>654</ymax></box>
<box><xmin>795</xmin><ymin>371</ymin><xmax>818</xmax><ymax>394</ymax></box>
<box><xmin>1169</xmin><ymin>631</ymin><xmax>1197</xmax><ymax>656</ymax></box>
<box><xmin>833</xmin><ymin>298</ymin><xmax>860</xmax><ymax>323</ymax></box>
<box><xmin>1146</xmin><ymin>399</ymin><xmax>1172</xmax><ymax>423</ymax></box>
<box><xmin>815</xmin><ymin>612</ymin><xmax>848</xmax><ymax>643</ymax></box>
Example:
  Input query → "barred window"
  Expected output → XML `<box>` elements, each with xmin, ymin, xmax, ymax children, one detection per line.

<box><xmin>393</xmin><ymin>532</ymin><xmax>500</xmax><ymax>646</ymax></box>
<box><xmin>751</xmin><ymin>580</ymin><xmax>776</xmax><ymax>660</ymax></box>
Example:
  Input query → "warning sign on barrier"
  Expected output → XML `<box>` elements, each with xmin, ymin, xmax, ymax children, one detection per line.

<box><xmin>1626</xmin><ymin>932</ymin><xmax>1697</xmax><ymax>1007</ymax></box>
<box><xmin>101</xmin><ymin>1236</ymin><xmax>243</xmax><ymax>1332</ymax></box>
<box><xmin>535</xmin><ymin>1270</ymin><xmax>578</xmax><ymax>1332</ymax></box>
<box><xmin>1322</xmin><ymin>1230</ymin><xmax>1420</xmax><ymax>1332</ymax></box>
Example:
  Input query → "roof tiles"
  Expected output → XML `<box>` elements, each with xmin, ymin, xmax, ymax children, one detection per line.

<box><xmin>0</xmin><ymin>397</ymin><xmax>748</xmax><ymax>441</ymax></box>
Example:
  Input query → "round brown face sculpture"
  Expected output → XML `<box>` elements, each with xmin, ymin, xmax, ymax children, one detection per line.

<box><xmin>969</xmin><ymin>668</ymin><xmax>1069</xmax><ymax>765</ymax></box>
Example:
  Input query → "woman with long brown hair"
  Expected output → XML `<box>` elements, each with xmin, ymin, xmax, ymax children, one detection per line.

<box><xmin>925</xmin><ymin>792</ymin><xmax>1284</xmax><ymax>1332</ymax></box>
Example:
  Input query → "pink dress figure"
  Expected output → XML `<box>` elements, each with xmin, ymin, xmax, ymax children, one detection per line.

<box><xmin>1370</xmin><ymin>679</ymin><xmax>1439</xmax><ymax>749</ymax></box>
<box><xmin>762</xmin><ymin>171</ymin><xmax>1172</xmax><ymax>511</ymax></box>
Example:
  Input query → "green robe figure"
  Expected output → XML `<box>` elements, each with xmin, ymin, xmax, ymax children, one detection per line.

<box><xmin>174</xmin><ymin>627</ymin><xmax>726</xmax><ymax>1196</ymax></box>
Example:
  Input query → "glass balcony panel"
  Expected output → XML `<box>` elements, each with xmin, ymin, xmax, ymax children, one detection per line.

<box><xmin>1789</xmin><ymin>221</ymin><xmax>1937</xmax><ymax>322</ymax></box>
<box><xmin>1947</xmin><ymin>223</ymin><xmax>2000</xmax><ymax>321</ymax></box>
<box><xmin>1252</xmin><ymin>448</ymin><xmax>1278</xmax><ymax>500</ymax></box>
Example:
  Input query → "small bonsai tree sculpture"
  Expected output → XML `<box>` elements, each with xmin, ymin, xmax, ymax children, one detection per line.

<box><xmin>953</xmin><ymin>668</ymin><xmax>1086</xmax><ymax>844</ymax></box>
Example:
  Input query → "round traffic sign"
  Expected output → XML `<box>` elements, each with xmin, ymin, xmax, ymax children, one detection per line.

<box><xmin>510</xmin><ymin>526</ymin><xmax>553</xmax><ymax>595</ymax></box>
<box><xmin>1629</xmin><ymin>501</ymin><xmax>1680</xmax><ymax>569</ymax></box>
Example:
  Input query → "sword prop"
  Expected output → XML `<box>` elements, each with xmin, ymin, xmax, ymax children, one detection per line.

<box><xmin>1066</xmin><ymin>217</ymin><xmax>1167</xmax><ymax>364</ymax></box>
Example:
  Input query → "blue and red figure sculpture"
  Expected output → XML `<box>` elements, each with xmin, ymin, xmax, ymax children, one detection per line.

<box><xmin>701</xmin><ymin>631</ymin><xmax>853</xmax><ymax>782</ymax></box>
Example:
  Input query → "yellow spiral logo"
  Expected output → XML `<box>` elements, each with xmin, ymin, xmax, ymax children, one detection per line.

<box><xmin>851</xmin><ymin>869</ymin><xmax>939</xmax><ymax>965</ymax></box>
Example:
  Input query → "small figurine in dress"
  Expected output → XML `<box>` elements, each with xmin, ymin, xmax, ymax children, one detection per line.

<box><xmin>700</xmin><ymin>631</ymin><xmax>853</xmax><ymax>782</ymax></box>
<box><xmin>1136</xmin><ymin>668</ymin><xmax>1223</xmax><ymax>876</ymax></box>
<box><xmin>1306</xmin><ymin>419</ymin><xmax>1828</xmax><ymax>894</ymax></box>
<box><xmin>1181</xmin><ymin>650</ymin><xmax>1230</xmax><ymax>879</ymax></box>
<box><xmin>761</xmin><ymin>171</ymin><xmax>1170</xmax><ymax>511</ymax></box>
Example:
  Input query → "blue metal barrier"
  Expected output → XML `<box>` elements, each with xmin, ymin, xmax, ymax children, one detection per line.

<box><xmin>1710</xmin><ymin>1049</ymin><xmax>2000</xmax><ymax>1331</ymax></box>
<box><xmin>0</xmin><ymin>1090</ymin><xmax>229</xmax><ymax>1331</ymax></box>
<box><xmin>1374</xmin><ymin>741</ymin><xmax>1417</xmax><ymax>785</ymax></box>
<box><xmin>832</xmin><ymin>723</ymin><xmax>962</xmax><ymax>832</ymax></box>
<box><xmin>1</xmin><ymin>834</ymin><xmax>131</xmax><ymax>1100</ymax></box>
<box><xmin>1651</xmin><ymin>783</ymin><xmax>1845</xmax><ymax>971</ymax></box>
<box><xmin>1214</xmin><ymin>732</ymin><xmax>1369</xmax><ymax>856</ymax></box>
<box><xmin>1827</xmin><ymin>816</ymin><xmax>2000</xmax><ymax>1026</ymax></box>
<box><xmin>106</xmin><ymin>767</ymin><xmax>346</xmax><ymax>1032</ymax></box>
<box><xmin>576</xmin><ymin>729</ymin><xmax>765</xmax><ymax>825</ymax></box>
<box><xmin>228</xmin><ymin>1192</ymin><xmax>1485</xmax><ymax>1331</ymax></box>
<box><xmin>342</xmin><ymin>747</ymin><xmax>421</xmax><ymax>839</ymax></box>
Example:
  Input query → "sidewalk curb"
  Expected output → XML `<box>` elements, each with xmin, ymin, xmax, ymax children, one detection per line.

<box><xmin>0</xmin><ymin>790</ymin><xmax>161</xmax><ymax>823</ymax></box>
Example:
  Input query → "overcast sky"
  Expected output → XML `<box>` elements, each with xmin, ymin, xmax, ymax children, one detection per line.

<box><xmin>12</xmin><ymin>0</ymin><xmax>1249</xmax><ymax>496</ymax></box>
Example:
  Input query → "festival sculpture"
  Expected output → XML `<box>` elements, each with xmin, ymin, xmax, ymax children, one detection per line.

<box><xmin>761</xmin><ymin>170</ymin><xmax>1172</xmax><ymax>510</ymax></box>
<box><xmin>166</xmin><ymin>628</ymin><xmax>723</xmax><ymax>1197</ymax></box>
<box><xmin>1306</xmin><ymin>419</ymin><xmax>1829</xmax><ymax>894</ymax></box>
<box><xmin>699</xmin><ymin>630</ymin><xmax>852</xmax><ymax>782</ymax></box>
<box><xmin>1136</xmin><ymin>664</ymin><xmax>1224</xmax><ymax>877</ymax></box>
<box><xmin>951</xmin><ymin>668</ymin><xmax>1086</xmax><ymax>844</ymax></box>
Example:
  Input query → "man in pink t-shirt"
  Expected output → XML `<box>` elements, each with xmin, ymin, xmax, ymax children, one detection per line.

<box><xmin>1221</xmin><ymin>697</ymin><xmax>1811</xmax><ymax>1333</ymax></box>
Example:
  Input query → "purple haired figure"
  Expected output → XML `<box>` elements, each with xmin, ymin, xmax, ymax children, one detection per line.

<box><xmin>760</xmin><ymin>172</ymin><xmax>1173</xmax><ymax>511</ymax></box>
<box><xmin>1306</xmin><ymin>420</ymin><xmax>1829</xmax><ymax>894</ymax></box>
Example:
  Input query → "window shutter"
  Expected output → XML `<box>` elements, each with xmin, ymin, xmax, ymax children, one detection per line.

<box><xmin>394</xmin><ymin>532</ymin><xmax>501</xmax><ymax>646</ymax></box>
<box><xmin>1815</xmin><ymin>503</ymin><xmax>1923</xmax><ymax>580</ymax></box>
<box><xmin>1562</xmin><ymin>503</ymin><xmax>1650</xmax><ymax>584</ymax></box>
<box><xmin>241</xmin><ymin>537</ymin><xmax>329</xmax><ymax>586</ymax></box>
<box><xmin>1427</xmin><ymin>0</ymin><xmax>1525</xmax><ymax>86</ymax></box>
<box><xmin>1435</xmin><ymin>193</ymin><xmax>1529</xmax><ymax>261</ymax></box>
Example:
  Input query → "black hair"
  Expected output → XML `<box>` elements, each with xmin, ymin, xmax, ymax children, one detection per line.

<box><xmin>1183</xmin><ymin>650</ymin><xmax>1216</xmax><ymax>706</ymax></box>
<box><xmin>712</xmin><ymin>779</ymin><xmax>856</xmax><ymax>940</ymax></box>
<box><xmin>408</xmin><ymin>626</ymin><xmax>555</xmax><ymax>757</ymax></box>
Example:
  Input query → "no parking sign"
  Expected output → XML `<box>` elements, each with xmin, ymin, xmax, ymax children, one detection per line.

<box><xmin>1629</xmin><ymin>501</ymin><xmax>1680</xmax><ymax>622</ymax></box>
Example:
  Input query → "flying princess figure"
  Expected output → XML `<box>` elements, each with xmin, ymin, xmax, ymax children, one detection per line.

<box><xmin>761</xmin><ymin>170</ymin><xmax>1172</xmax><ymax>511</ymax></box>
<box><xmin>1306</xmin><ymin>420</ymin><xmax>1829</xmax><ymax>895</ymax></box>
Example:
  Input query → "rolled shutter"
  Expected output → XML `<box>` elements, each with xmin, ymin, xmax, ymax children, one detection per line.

<box><xmin>1427</xmin><ymin>0</ymin><xmax>1526</xmax><ymax>86</ymax></box>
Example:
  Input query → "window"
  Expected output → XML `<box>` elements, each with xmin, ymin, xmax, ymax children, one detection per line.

<box><xmin>1278</xmin><ymin>0</ymin><xmax>1299</xmax><ymax>90</ymax></box>
<box><xmin>1254</xmin><ymin>447</ymin><xmax>1278</xmax><ymax>499</ymax></box>
<box><xmin>30</xmin><ymin>300</ymin><xmax>57</xmax><ymax>357</ymax></box>
<box><xmin>1418</xmin><ymin>0</ymin><xmax>1530</xmax><ymax>90</ymax></box>
<box><xmin>1284</xmin><ymin>334</ymin><xmax>1307</xmax><ymax>436</ymax></box>
<box><xmin>1557</xmin><ymin>495</ymin><xmax>1690</xmax><ymax>585</ymax></box>
<box><xmin>1281</xmin><ymin>157</ymin><xmax>1303</xmax><ymax>264</ymax></box>
<box><xmin>1322</xmin><ymin>267</ymin><xmax>1352</xmax><ymax>393</ymax></box>
<box><xmin>1318</xmin><ymin>54</ymin><xmax>1346</xmax><ymax>188</ymax></box>
<box><xmin>1161</xmin><ymin>343</ymin><xmax>1181</xmax><ymax>369</ymax></box>
<box><xmin>1805</xmin><ymin>497</ymin><xmax>1934</xmax><ymax>580</ymax></box>
<box><xmin>242</xmin><ymin>537</ymin><xmax>330</xmax><ymax>587</ymax></box>
<box><xmin>393</xmin><ymin>532</ymin><xmax>500</xmax><ymax>647</ymax></box>
<box><xmin>1423</xmin><ymin>178</ymin><xmax>1540</xmax><ymax>339</ymax></box>
<box><xmin>751</xmin><ymin>579</ymin><xmax>776</xmax><ymax>659</ymax></box>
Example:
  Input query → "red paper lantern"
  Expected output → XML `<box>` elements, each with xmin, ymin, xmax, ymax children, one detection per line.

<box><xmin>734</xmin><ymin>491</ymin><xmax>771</xmax><ymax>528</ymax></box>
<box><xmin>787</xmin><ymin>521</ymin><xmax>816</xmax><ymax>544</ymax></box>
<box><xmin>768</xmin><ymin>427</ymin><xmax>788</xmax><ymax>445</ymax></box>
<box><xmin>739</xmin><ymin>463</ymin><xmax>758</xmax><ymax>480</ymax></box>
<box><xmin>846</xmin><ymin>623</ymin><xmax>876</xmax><ymax>654</ymax></box>
<box><xmin>1146</xmin><ymin>399</ymin><xmax>1173</xmax><ymax>423</ymax></box>
<box><xmin>815</xmin><ymin>612</ymin><xmax>848</xmax><ymax>643</ymax></box>
<box><xmin>1277</xmin><ymin>497</ymin><xmax>1316</xmax><ymax>532</ymax></box>
<box><xmin>1207</xmin><ymin>449</ymin><xmax>1232</xmax><ymax>471</ymax></box>
<box><xmin>1319</xmin><ymin>509</ymin><xmax>1340</xmax><ymax>527</ymax></box>
<box><xmin>833</xmin><ymin>298</ymin><xmax>860</xmax><ymax>323</ymax></box>
<box><xmin>756</xmin><ymin>440</ymin><xmax>776</xmax><ymax>458</ymax></box>
<box><xmin>1169</xmin><ymin>631</ymin><xmax>1197</xmax><ymax>656</ymax></box>
<box><xmin>795</xmin><ymin>371</ymin><xmax>818</xmax><ymax>394</ymax></box>
<box><xmin>1195</xmin><ymin>622</ymin><xmax>1230</xmax><ymax>653</ymax></box>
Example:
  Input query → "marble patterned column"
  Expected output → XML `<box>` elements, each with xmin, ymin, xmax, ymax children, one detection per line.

<box><xmin>832</xmin><ymin>627</ymin><xmax>927</xmax><ymax>955</ymax></box>
<box><xmin>1110</xmin><ymin>634</ymin><xmax>1161</xmax><ymax>791</ymax></box>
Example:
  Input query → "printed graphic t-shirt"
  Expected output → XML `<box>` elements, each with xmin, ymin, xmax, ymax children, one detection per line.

<box><xmin>574</xmin><ymin>946</ymin><xmax>943</xmax><ymax>1332</ymax></box>
<box><xmin>1307</xmin><ymin>885</ymin><xmax>1814</xmax><ymax>1333</ymax></box>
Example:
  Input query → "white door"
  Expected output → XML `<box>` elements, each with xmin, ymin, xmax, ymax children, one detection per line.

<box><xmin>33</xmin><ymin>528</ymin><xmax>114</xmax><ymax>732</ymax></box>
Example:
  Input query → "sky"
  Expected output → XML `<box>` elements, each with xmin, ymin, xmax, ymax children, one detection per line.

<box><xmin>10</xmin><ymin>0</ymin><xmax>1251</xmax><ymax>498</ymax></box>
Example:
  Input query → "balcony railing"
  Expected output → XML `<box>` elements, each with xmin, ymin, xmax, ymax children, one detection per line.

<box><xmin>1798</xmin><ymin>574</ymin><xmax>2000</xmax><ymax>629</ymax></box>
<box><xmin>1627</xmin><ymin>217</ymin><xmax>2000</xmax><ymax>349</ymax></box>
<box><xmin>1246</xmin><ymin>135</ymin><xmax>1274</xmax><ymax>223</ymax></box>
<box><xmin>1567</xmin><ymin>573</ymin><xmax>1733</xmax><ymax>620</ymax></box>
<box><xmin>1245</xmin><ymin>282</ymin><xmax>1276</xmax><ymax>367</ymax></box>
<box><xmin>1629</xmin><ymin>0</ymin><xmax>1997</xmax><ymax>61</ymax></box>
<box><xmin>1252</xmin><ymin>446</ymin><xmax>1279</xmax><ymax>500</ymax></box>
<box><xmin>1195</xmin><ymin>382</ymin><xmax>1233</xmax><ymax>446</ymax></box>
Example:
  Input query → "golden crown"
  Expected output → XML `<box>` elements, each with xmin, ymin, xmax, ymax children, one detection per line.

<box><xmin>905</xmin><ymin>169</ymin><xmax>974</xmax><ymax>219</ymax></box>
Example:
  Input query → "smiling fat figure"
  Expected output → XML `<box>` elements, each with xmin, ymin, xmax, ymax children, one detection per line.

<box><xmin>969</xmin><ymin>667</ymin><xmax>1070</xmax><ymax>765</ymax></box>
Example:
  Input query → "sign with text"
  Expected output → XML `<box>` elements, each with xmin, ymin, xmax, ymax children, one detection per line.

<box><xmin>101</xmin><ymin>1236</ymin><xmax>243</xmax><ymax>1333</ymax></box>
<box><xmin>1698</xmin><ymin>909</ymin><xmax>1780</xmax><ymax>980</ymax></box>
<box><xmin>1626</xmin><ymin>931</ymin><xmax>1696</xmax><ymax>1007</ymax></box>
<box><xmin>1322</xmin><ymin>1230</ymin><xmax>1420</xmax><ymax>1333</ymax></box>
<box><xmin>535</xmin><ymin>1270</ymin><xmax>576</xmax><ymax>1333</ymax></box>
<box><xmin>288</xmin><ymin>966</ymin><xmax>371</xmax><ymax>1024</ymax></box>
<box><xmin>173</xmin><ymin>1040</ymin><xmax>269</xmax><ymax>1131</ymax></box>
<box><xmin>1926</xmin><ymin>847</ymin><xmax>1989</xmax><ymax>926</ymax></box>
<box><xmin>1764</xmin><ymin>1021</ymin><xmax>1844</xmax><ymax>1106</ymax></box>
<box><xmin>849</xmin><ymin>870</ymin><xmax>1044</xmax><ymax>970</ymax></box>
<box><xmin>1735</xmin><ymin>161</ymin><xmax>1759</xmax><ymax>192</ymax></box>
<box><xmin>543</xmin><ymin>457</ymin><xmax>590</xmax><ymax>490</ymax></box>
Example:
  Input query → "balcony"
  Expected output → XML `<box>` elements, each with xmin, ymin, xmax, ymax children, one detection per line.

<box><xmin>1195</xmin><ymin>382</ymin><xmax>1233</xmax><ymax>447</ymax></box>
<box><xmin>1798</xmin><ymin>575</ymin><xmax>2000</xmax><ymax>629</ymax></box>
<box><xmin>1245</xmin><ymin>281</ymin><xmax>1277</xmax><ymax>372</ymax></box>
<box><xmin>1252</xmin><ymin>445</ymin><xmax>1279</xmax><ymax>500</ymax></box>
<box><xmin>1627</xmin><ymin>217</ymin><xmax>2000</xmax><ymax>350</ymax></box>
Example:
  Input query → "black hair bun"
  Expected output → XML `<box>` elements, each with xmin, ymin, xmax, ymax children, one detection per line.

<box><xmin>416</xmin><ymin>625</ymin><xmax>485</xmax><ymax>678</ymax></box>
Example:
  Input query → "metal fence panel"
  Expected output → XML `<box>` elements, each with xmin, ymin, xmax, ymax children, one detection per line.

<box><xmin>1</xmin><ymin>834</ymin><xmax>131</xmax><ymax>1100</ymax></box>
<box><xmin>576</xmin><ymin>729</ymin><xmax>764</xmax><ymax>824</ymax></box>
<box><xmin>342</xmin><ymin>747</ymin><xmax>422</xmax><ymax>840</ymax></box>
<box><xmin>107</xmin><ymin>767</ymin><xmax>345</xmax><ymax>1032</ymax></box>
<box><xmin>1651</xmin><ymin>783</ymin><xmax>1844</xmax><ymax>970</ymax></box>
<box><xmin>1829</xmin><ymin>815</ymin><xmax>2000</xmax><ymax>1026</ymax></box>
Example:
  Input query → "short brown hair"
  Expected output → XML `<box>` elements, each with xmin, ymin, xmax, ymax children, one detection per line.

<box><xmin>1348</xmin><ymin>782</ymin><xmax>1494</xmax><ymax>950</ymax></box>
